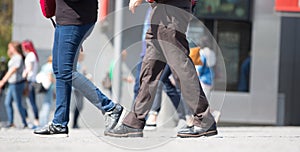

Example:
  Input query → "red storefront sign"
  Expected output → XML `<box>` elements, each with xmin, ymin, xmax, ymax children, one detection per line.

<box><xmin>99</xmin><ymin>0</ymin><xmax>109</xmax><ymax>22</ymax></box>
<box><xmin>275</xmin><ymin>0</ymin><xmax>300</xmax><ymax>12</ymax></box>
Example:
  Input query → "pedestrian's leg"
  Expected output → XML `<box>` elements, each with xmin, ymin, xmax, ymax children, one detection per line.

<box><xmin>145</xmin><ymin>65</ymin><xmax>180</xmax><ymax>129</ymax></box>
<box><xmin>73</xmin><ymin>107</ymin><xmax>80</xmax><ymax>128</ymax></box>
<box><xmin>72</xmin><ymin>72</ymin><xmax>115</xmax><ymax>113</ymax></box>
<box><xmin>133</xmin><ymin>59</ymin><xmax>143</xmax><ymax>100</ymax></box>
<box><xmin>161</xmin><ymin>65</ymin><xmax>181</xmax><ymax>111</ymax></box>
<box><xmin>144</xmin><ymin>80</ymin><xmax>163</xmax><ymax>129</ymax></box>
<box><xmin>163</xmin><ymin>83</ymin><xmax>187</xmax><ymax>120</ymax></box>
<box><xmin>13</xmin><ymin>82</ymin><xmax>28</xmax><ymax>127</ymax></box>
<box><xmin>70</xmin><ymin>27</ymin><xmax>115</xmax><ymax>114</ymax></box>
<box><xmin>39</xmin><ymin>85</ymin><xmax>53</xmax><ymax>127</ymax></box>
<box><xmin>150</xmin><ymin>81</ymin><xmax>163</xmax><ymax>113</ymax></box>
<box><xmin>155</xmin><ymin>4</ymin><xmax>215</xmax><ymax>128</ymax></box>
<box><xmin>52</xmin><ymin>24</ymin><xmax>94</xmax><ymax>127</ymax></box>
<box><xmin>122</xmin><ymin>25</ymin><xmax>167</xmax><ymax>129</ymax></box>
<box><xmin>28</xmin><ymin>82</ymin><xmax>39</xmax><ymax>124</ymax></box>
<box><xmin>72</xmin><ymin>89</ymin><xmax>83</xmax><ymax>128</ymax></box>
<box><xmin>67</xmin><ymin>26</ymin><xmax>122</xmax><ymax>132</ymax></box>
<box><xmin>147</xmin><ymin>65</ymin><xmax>174</xmax><ymax>122</ymax></box>
<box><xmin>51</xmin><ymin>25</ymin><xmax>72</xmax><ymax>127</ymax></box>
<box><xmin>4</xmin><ymin>85</ymin><xmax>14</xmax><ymax>126</ymax></box>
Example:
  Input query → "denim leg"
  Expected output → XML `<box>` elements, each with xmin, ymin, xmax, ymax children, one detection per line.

<box><xmin>161</xmin><ymin>65</ymin><xmax>181</xmax><ymax>109</ymax></box>
<box><xmin>70</xmin><ymin>26</ymin><xmax>115</xmax><ymax>113</ymax></box>
<box><xmin>52</xmin><ymin>24</ymin><xmax>95</xmax><ymax>127</ymax></box>
<box><xmin>161</xmin><ymin>66</ymin><xmax>188</xmax><ymax>119</ymax></box>
<box><xmin>72</xmin><ymin>72</ymin><xmax>115</xmax><ymax>112</ymax></box>
<box><xmin>181</xmin><ymin>95</ymin><xmax>193</xmax><ymax>116</ymax></box>
<box><xmin>73</xmin><ymin>106</ymin><xmax>80</xmax><ymax>127</ymax></box>
<box><xmin>133</xmin><ymin>59</ymin><xmax>143</xmax><ymax>100</ymax></box>
<box><xmin>72</xmin><ymin>89</ymin><xmax>83</xmax><ymax>127</ymax></box>
<box><xmin>150</xmin><ymin>81</ymin><xmax>163</xmax><ymax>112</ymax></box>
<box><xmin>4</xmin><ymin>85</ymin><xmax>14</xmax><ymax>125</ymax></box>
<box><xmin>12</xmin><ymin>82</ymin><xmax>27</xmax><ymax>126</ymax></box>
<box><xmin>150</xmin><ymin>65</ymin><xmax>173</xmax><ymax>113</ymax></box>
<box><xmin>150</xmin><ymin>65</ymin><xmax>181</xmax><ymax>113</ymax></box>
<box><xmin>28</xmin><ymin>82</ymin><xmax>39</xmax><ymax>119</ymax></box>
<box><xmin>39</xmin><ymin>85</ymin><xmax>54</xmax><ymax>126</ymax></box>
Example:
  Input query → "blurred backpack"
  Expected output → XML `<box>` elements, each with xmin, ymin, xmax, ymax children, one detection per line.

<box><xmin>189</xmin><ymin>47</ymin><xmax>203</xmax><ymax>65</ymax></box>
<box><xmin>40</xmin><ymin>0</ymin><xmax>56</xmax><ymax>18</ymax></box>
<box><xmin>40</xmin><ymin>0</ymin><xmax>56</xmax><ymax>27</ymax></box>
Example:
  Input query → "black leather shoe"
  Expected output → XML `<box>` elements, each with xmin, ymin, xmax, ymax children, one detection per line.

<box><xmin>177</xmin><ymin>122</ymin><xmax>218</xmax><ymax>138</ymax></box>
<box><xmin>34</xmin><ymin>123</ymin><xmax>69</xmax><ymax>137</ymax></box>
<box><xmin>105</xmin><ymin>124</ymin><xmax>143</xmax><ymax>137</ymax></box>
<box><xmin>104</xmin><ymin>104</ymin><xmax>123</xmax><ymax>131</ymax></box>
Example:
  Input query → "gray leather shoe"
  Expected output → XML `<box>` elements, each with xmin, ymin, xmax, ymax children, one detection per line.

<box><xmin>105</xmin><ymin>124</ymin><xmax>143</xmax><ymax>137</ymax></box>
<box><xmin>177</xmin><ymin>122</ymin><xmax>218</xmax><ymax>138</ymax></box>
<box><xmin>34</xmin><ymin>123</ymin><xmax>69</xmax><ymax>137</ymax></box>
<box><xmin>104</xmin><ymin>104</ymin><xmax>123</xmax><ymax>131</ymax></box>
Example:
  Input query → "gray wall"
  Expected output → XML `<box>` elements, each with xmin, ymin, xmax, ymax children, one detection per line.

<box><xmin>279</xmin><ymin>17</ymin><xmax>300</xmax><ymax>125</ymax></box>
<box><xmin>217</xmin><ymin>0</ymin><xmax>281</xmax><ymax>124</ymax></box>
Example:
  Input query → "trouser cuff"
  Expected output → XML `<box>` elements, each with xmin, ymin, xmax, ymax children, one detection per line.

<box><xmin>122</xmin><ymin>111</ymin><xmax>145</xmax><ymax>129</ymax></box>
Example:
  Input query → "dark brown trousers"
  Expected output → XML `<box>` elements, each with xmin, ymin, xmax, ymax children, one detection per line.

<box><xmin>123</xmin><ymin>0</ymin><xmax>215</xmax><ymax>129</ymax></box>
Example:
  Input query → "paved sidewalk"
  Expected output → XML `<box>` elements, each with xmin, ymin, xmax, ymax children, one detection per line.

<box><xmin>0</xmin><ymin>127</ymin><xmax>300</xmax><ymax>152</ymax></box>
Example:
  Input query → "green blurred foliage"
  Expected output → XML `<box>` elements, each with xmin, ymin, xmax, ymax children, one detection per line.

<box><xmin>0</xmin><ymin>0</ymin><xmax>13</xmax><ymax>58</ymax></box>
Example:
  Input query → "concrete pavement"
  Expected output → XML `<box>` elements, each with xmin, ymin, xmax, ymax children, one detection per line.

<box><xmin>0</xmin><ymin>127</ymin><xmax>300</xmax><ymax>152</ymax></box>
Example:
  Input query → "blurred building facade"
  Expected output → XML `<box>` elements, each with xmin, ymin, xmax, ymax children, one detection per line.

<box><xmin>2</xmin><ymin>0</ymin><xmax>299</xmax><ymax>126</ymax></box>
<box><xmin>191</xmin><ymin>0</ymin><xmax>300</xmax><ymax>126</ymax></box>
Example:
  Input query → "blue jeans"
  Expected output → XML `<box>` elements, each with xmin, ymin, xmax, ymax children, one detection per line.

<box><xmin>39</xmin><ymin>84</ymin><xmax>54</xmax><ymax>127</ymax></box>
<box><xmin>4</xmin><ymin>82</ymin><xmax>27</xmax><ymax>126</ymax></box>
<box><xmin>27</xmin><ymin>81</ymin><xmax>39</xmax><ymax>119</ymax></box>
<box><xmin>133</xmin><ymin>58</ymin><xmax>143</xmax><ymax>100</ymax></box>
<box><xmin>52</xmin><ymin>23</ymin><xmax>115</xmax><ymax>127</ymax></box>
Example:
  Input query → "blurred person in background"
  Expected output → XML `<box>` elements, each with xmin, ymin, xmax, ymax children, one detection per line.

<box><xmin>191</xmin><ymin>39</ymin><xmax>216</xmax><ymax>99</ymax></box>
<box><xmin>37</xmin><ymin>56</ymin><xmax>55</xmax><ymax>127</ymax></box>
<box><xmin>197</xmin><ymin>48</ymin><xmax>215</xmax><ymax>96</ymax></box>
<box><xmin>22</xmin><ymin>40</ymin><xmax>40</xmax><ymax>128</ymax></box>
<box><xmin>133</xmin><ymin>7</ymin><xmax>151</xmax><ymax>100</ymax></box>
<box><xmin>238</xmin><ymin>54</ymin><xmax>251</xmax><ymax>92</ymax></box>
<box><xmin>0</xmin><ymin>56</ymin><xmax>8</xmax><ymax>95</ymax></box>
<box><xmin>0</xmin><ymin>56</ymin><xmax>8</xmax><ymax>125</ymax></box>
<box><xmin>0</xmin><ymin>41</ymin><xmax>27</xmax><ymax>128</ymax></box>
<box><xmin>194</xmin><ymin>41</ymin><xmax>220</xmax><ymax>122</ymax></box>
<box><xmin>103</xmin><ymin>50</ymin><xmax>133</xmax><ymax>97</ymax></box>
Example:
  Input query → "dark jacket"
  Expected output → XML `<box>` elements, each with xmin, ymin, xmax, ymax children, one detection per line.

<box><xmin>55</xmin><ymin>0</ymin><xmax>98</xmax><ymax>25</ymax></box>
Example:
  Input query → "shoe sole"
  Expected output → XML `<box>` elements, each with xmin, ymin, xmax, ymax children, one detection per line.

<box><xmin>34</xmin><ymin>133</ymin><xmax>69</xmax><ymax>138</ymax></box>
<box><xmin>105</xmin><ymin>132</ymin><xmax>143</xmax><ymax>138</ymax></box>
<box><xmin>177</xmin><ymin>130</ymin><xmax>218</xmax><ymax>138</ymax></box>
<box><xmin>144</xmin><ymin>126</ymin><xmax>157</xmax><ymax>131</ymax></box>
